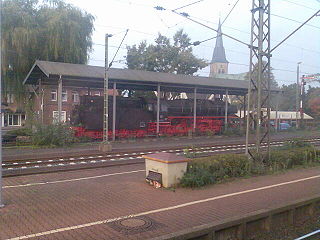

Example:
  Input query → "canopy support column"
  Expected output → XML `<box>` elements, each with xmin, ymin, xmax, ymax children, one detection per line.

<box><xmin>224</xmin><ymin>89</ymin><xmax>229</xmax><ymax>130</ymax></box>
<box><xmin>193</xmin><ymin>87</ymin><xmax>197</xmax><ymax>131</ymax></box>
<box><xmin>112</xmin><ymin>82</ymin><xmax>117</xmax><ymax>141</ymax></box>
<box><xmin>156</xmin><ymin>84</ymin><xmax>160</xmax><ymax>136</ymax></box>
<box><xmin>275</xmin><ymin>93</ymin><xmax>280</xmax><ymax>132</ymax></box>
<box><xmin>57</xmin><ymin>75</ymin><xmax>62</xmax><ymax>123</ymax></box>
<box><xmin>243</xmin><ymin>94</ymin><xmax>247</xmax><ymax>128</ymax></box>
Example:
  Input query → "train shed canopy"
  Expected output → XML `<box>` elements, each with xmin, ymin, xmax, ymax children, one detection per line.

<box><xmin>24</xmin><ymin>60</ymin><xmax>278</xmax><ymax>95</ymax></box>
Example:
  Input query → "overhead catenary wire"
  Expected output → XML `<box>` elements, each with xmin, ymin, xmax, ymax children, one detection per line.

<box><xmin>94</xmin><ymin>20</ymin><xmax>320</xmax><ymax>54</ymax></box>
<box><xmin>173</xmin><ymin>0</ymin><xmax>205</xmax><ymax>11</ymax></box>
<box><xmin>280</xmin><ymin>0</ymin><xmax>319</xmax><ymax>11</ymax></box>
<box><xmin>108</xmin><ymin>29</ymin><xmax>129</xmax><ymax>69</ymax></box>
<box><xmin>271</xmin><ymin>9</ymin><xmax>320</xmax><ymax>53</ymax></box>
<box><xmin>221</xmin><ymin>0</ymin><xmax>241</xmax><ymax>26</ymax></box>
<box><xmin>154</xmin><ymin>6</ymin><xmax>251</xmax><ymax>48</ymax></box>
<box><xmin>271</xmin><ymin>13</ymin><xmax>320</xmax><ymax>30</ymax></box>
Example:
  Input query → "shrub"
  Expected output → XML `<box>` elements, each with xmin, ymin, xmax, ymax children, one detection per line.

<box><xmin>32</xmin><ymin>123</ymin><xmax>76</xmax><ymax>147</ymax></box>
<box><xmin>181</xmin><ymin>147</ymin><xmax>320</xmax><ymax>188</ymax></box>
<box><xmin>6</xmin><ymin>128</ymin><xmax>32</xmax><ymax>136</ymax></box>
<box><xmin>180</xmin><ymin>154</ymin><xmax>251</xmax><ymax>187</ymax></box>
<box><xmin>281</xmin><ymin>139</ymin><xmax>312</xmax><ymax>149</ymax></box>
<box><xmin>222</xmin><ymin>127</ymin><xmax>245</xmax><ymax>136</ymax></box>
<box><xmin>3</xmin><ymin>128</ymin><xmax>33</xmax><ymax>143</ymax></box>
<box><xmin>180</xmin><ymin>167</ymin><xmax>214</xmax><ymax>188</ymax></box>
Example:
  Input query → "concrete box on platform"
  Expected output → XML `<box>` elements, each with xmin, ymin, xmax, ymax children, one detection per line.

<box><xmin>143</xmin><ymin>152</ymin><xmax>190</xmax><ymax>188</ymax></box>
<box><xmin>98</xmin><ymin>143</ymin><xmax>112</xmax><ymax>152</ymax></box>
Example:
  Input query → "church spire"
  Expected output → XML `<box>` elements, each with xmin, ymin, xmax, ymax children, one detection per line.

<box><xmin>211</xmin><ymin>19</ymin><xmax>228</xmax><ymax>64</ymax></box>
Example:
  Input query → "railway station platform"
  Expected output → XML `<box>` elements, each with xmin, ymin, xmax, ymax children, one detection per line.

<box><xmin>3</xmin><ymin>130</ymin><xmax>319</xmax><ymax>161</ymax></box>
<box><xmin>1</xmin><ymin>164</ymin><xmax>319</xmax><ymax>239</ymax></box>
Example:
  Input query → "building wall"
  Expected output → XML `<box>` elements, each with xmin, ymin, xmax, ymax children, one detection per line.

<box><xmin>1</xmin><ymin>92</ymin><xmax>26</xmax><ymax>127</ymax></box>
<box><xmin>209</xmin><ymin>63</ymin><xmax>229</xmax><ymax>77</ymax></box>
<box><xmin>32</xmin><ymin>84</ymin><xmax>118</xmax><ymax>125</ymax></box>
<box><xmin>33</xmin><ymin>86</ymin><xmax>105</xmax><ymax>125</ymax></box>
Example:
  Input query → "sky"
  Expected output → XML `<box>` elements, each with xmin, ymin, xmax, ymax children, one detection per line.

<box><xmin>65</xmin><ymin>0</ymin><xmax>320</xmax><ymax>87</ymax></box>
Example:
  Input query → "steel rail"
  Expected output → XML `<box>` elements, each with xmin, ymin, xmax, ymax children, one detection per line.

<box><xmin>4</xmin><ymin>136</ymin><xmax>320</xmax><ymax>166</ymax></box>
<box><xmin>2</xmin><ymin>138</ymin><xmax>320</xmax><ymax>177</ymax></box>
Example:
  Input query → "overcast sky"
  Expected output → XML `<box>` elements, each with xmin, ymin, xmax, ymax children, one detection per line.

<box><xmin>65</xmin><ymin>0</ymin><xmax>320</xmax><ymax>87</ymax></box>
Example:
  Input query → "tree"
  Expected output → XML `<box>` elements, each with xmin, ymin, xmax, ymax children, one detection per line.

<box><xmin>238</xmin><ymin>61</ymin><xmax>278</xmax><ymax>110</ymax></box>
<box><xmin>278</xmin><ymin>83</ymin><xmax>297</xmax><ymax>111</ymax></box>
<box><xmin>126</xmin><ymin>30</ymin><xmax>207</xmax><ymax>99</ymax></box>
<box><xmin>1</xmin><ymin>0</ymin><xmax>95</xmax><ymax>103</ymax></box>
<box><xmin>305</xmin><ymin>86</ymin><xmax>320</xmax><ymax>119</ymax></box>
<box><xmin>245</xmin><ymin>61</ymin><xmax>278</xmax><ymax>89</ymax></box>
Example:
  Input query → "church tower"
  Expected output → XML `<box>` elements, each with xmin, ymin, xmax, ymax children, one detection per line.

<box><xmin>209</xmin><ymin>20</ymin><xmax>229</xmax><ymax>77</ymax></box>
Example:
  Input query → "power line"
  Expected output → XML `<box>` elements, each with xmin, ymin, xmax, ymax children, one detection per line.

<box><xmin>271</xmin><ymin>13</ymin><xmax>320</xmax><ymax>30</ymax></box>
<box><xmin>95</xmin><ymin>20</ymin><xmax>320</xmax><ymax>55</ymax></box>
<box><xmin>93</xmin><ymin>43</ymin><xmax>127</xmax><ymax>50</ymax></box>
<box><xmin>221</xmin><ymin>0</ymin><xmax>240</xmax><ymax>26</ymax></box>
<box><xmin>154</xmin><ymin>6</ymin><xmax>251</xmax><ymax>48</ymax></box>
<box><xmin>173</xmin><ymin>0</ymin><xmax>205</xmax><ymax>11</ymax></box>
<box><xmin>271</xmin><ymin>9</ymin><xmax>320</xmax><ymax>53</ymax></box>
<box><xmin>95</xmin><ymin>0</ymin><xmax>320</xmax><ymax>55</ymax></box>
<box><xmin>110</xmin><ymin>0</ymin><xmax>153</xmax><ymax>8</ymax></box>
<box><xmin>280</xmin><ymin>0</ymin><xmax>319</xmax><ymax>11</ymax></box>
<box><xmin>108</xmin><ymin>29</ymin><xmax>129</xmax><ymax>68</ymax></box>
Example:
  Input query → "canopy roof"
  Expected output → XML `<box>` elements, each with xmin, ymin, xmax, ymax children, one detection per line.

<box><xmin>24</xmin><ymin>60</ymin><xmax>278</xmax><ymax>95</ymax></box>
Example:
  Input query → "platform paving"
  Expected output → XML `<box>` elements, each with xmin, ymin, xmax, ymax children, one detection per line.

<box><xmin>1</xmin><ymin>165</ymin><xmax>320</xmax><ymax>240</ymax></box>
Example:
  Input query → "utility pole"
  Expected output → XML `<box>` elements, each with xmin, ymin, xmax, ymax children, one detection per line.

<box><xmin>300</xmin><ymin>75</ymin><xmax>306</xmax><ymax>128</ymax></box>
<box><xmin>245</xmin><ymin>0</ymin><xmax>271</xmax><ymax>160</ymax></box>
<box><xmin>100</xmin><ymin>33</ymin><xmax>113</xmax><ymax>151</ymax></box>
<box><xmin>296</xmin><ymin>62</ymin><xmax>302</xmax><ymax>129</ymax></box>
<box><xmin>0</xmin><ymin>0</ymin><xmax>4</xmax><ymax>208</ymax></box>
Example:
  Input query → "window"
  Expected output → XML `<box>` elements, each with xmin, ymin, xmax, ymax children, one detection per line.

<box><xmin>72</xmin><ymin>91</ymin><xmax>79</xmax><ymax>103</ymax></box>
<box><xmin>93</xmin><ymin>91</ymin><xmax>101</xmax><ymax>96</ymax></box>
<box><xmin>140</xmin><ymin>122</ymin><xmax>146</xmax><ymax>128</ymax></box>
<box><xmin>147</xmin><ymin>104</ymin><xmax>153</xmax><ymax>111</ymax></box>
<box><xmin>160</xmin><ymin>104</ymin><xmax>168</xmax><ymax>112</ymax></box>
<box><xmin>51</xmin><ymin>90</ymin><xmax>57</xmax><ymax>101</ymax></box>
<box><xmin>62</xmin><ymin>90</ymin><xmax>67</xmax><ymax>102</ymax></box>
<box><xmin>52</xmin><ymin>111</ymin><xmax>67</xmax><ymax>123</ymax></box>
<box><xmin>7</xmin><ymin>93</ymin><xmax>14</xmax><ymax>104</ymax></box>
<box><xmin>6</xmin><ymin>114</ymin><xmax>21</xmax><ymax>126</ymax></box>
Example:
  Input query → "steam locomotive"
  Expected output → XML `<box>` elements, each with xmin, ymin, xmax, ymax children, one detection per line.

<box><xmin>71</xmin><ymin>95</ymin><xmax>238</xmax><ymax>139</ymax></box>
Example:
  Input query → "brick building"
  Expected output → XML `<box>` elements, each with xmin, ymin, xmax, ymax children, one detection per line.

<box><xmin>1</xmin><ymin>92</ymin><xmax>26</xmax><ymax>128</ymax></box>
<box><xmin>34</xmin><ymin>85</ymin><xmax>107</xmax><ymax>125</ymax></box>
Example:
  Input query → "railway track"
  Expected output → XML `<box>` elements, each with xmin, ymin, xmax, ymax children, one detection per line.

<box><xmin>3</xmin><ymin>137</ymin><xmax>320</xmax><ymax>177</ymax></box>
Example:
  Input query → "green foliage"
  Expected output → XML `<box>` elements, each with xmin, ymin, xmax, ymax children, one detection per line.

<box><xmin>5</xmin><ymin>127</ymin><xmax>32</xmax><ymax>137</ymax></box>
<box><xmin>222</xmin><ymin>127</ymin><xmax>245</xmax><ymax>136</ymax></box>
<box><xmin>244</xmin><ymin>61</ymin><xmax>278</xmax><ymax>108</ymax></box>
<box><xmin>281</xmin><ymin>139</ymin><xmax>312</xmax><ymax>149</ymax></box>
<box><xmin>3</xmin><ymin>127</ymin><xmax>32</xmax><ymax>143</ymax></box>
<box><xmin>32</xmin><ymin>123</ymin><xmax>76</xmax><ymax>147</ymax></box>
<box><xmin>306</xmin><ymin>86</ymin><xmax>320</xmax><ymax>119</ymax></box>
<box><xmin>267</xmin><ymin>147</ymin><xmax>319</xmax><ymax>171</ymax></box>
<box><xmin>183</xmin><ymin>147</ymin><xmax>197</xmax><ymax>158</ymax></box>
<box><xmin>278</xmin><ymin>83</ymin><xmax>298</xmax><ymax>111</ymax></box>
<box><xmin>2</xmin><ymin>0</ymin><xmax>94</xmax><ymax>100</ymax></box>
<box><xmin>180</xmin><ymin>168</ymin><xmax>214</xmax><ymax>188</ymax></box>
<box><xmin>126</xmin><ymin>29</ymin><xmax>207</xmax><ymax>99</ymax></box>
<box><xmin>181</xmin><ymin>147</ymin><xmax>320</xmax><ymax>188</ymax></box>
<box><xmin>181</xmin><ymin>154</ymin><xmax>251</xmax><ymax>187</ymax></box>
